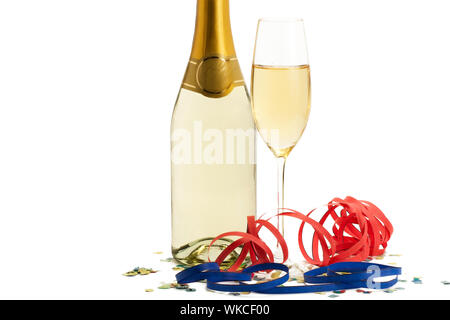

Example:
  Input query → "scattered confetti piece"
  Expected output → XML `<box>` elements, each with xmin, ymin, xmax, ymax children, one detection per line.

<box><xmin>395</xmin><ymin>287</ymin><xmax>405</xmax><ymax>290</ymax></box>
<box><xmin>253</xmin><ymin>275</ymin><xmax>266</xmax><ymax>281</ymax></box>
<box><xmin>186</xmin><ymin>288</ymin><xmax>196</xmax><ymax>292</ymax></box>
<box><xmin>389</xmin><ymin>254</ymin><xmax>402</xmax><ymax>257</ymax></box>
<box><xmin>145</xmin><ymin>289</ymin><xmax>154</xmax><ymax>292</ymax></box>
<box><xmin>387</xmin><ymin>262</ymin><xmax>397</xmax><ymax>266</ymax></box>
<box><xmin>240</xmin><ymin>292</ymin><xmax>251</xmax><ymax>295</ymax></box>
<box><xmin>229</xmin><ymin>292</ymin><xmax>240</xmax><ymax>296</ymax></box>
<box><xmin>315</xmin><ymin>292</ymin><xmax>326</xmax><ymax>295</ymax></box>
<box><xmin>333</xmin><ymin>290</ymin><xmax>346</xmax><ymax>294</ymax></box>
<box><xmin>176</xmin><ymin>284</ymin><xmax>189</xmax><ymax>290</ymax></box>
<box><xmin>158</xmin><ymin>284</ymin><xmax>172</xmax><ymax>289</ymax></box>
<box><xmin>122</xmin><ymin>267</ymin><xmax>158</xmax><ymax>277</ymax></box>
<box><xmin>153</xmin><ymin>252</ymin><xmax>163</xmax><ymax>254</ymax></box>
<box><xmin>412</xmin><ymin>277</ymin><xmax>423</xmax><ymax>284</ymax></box>
<box><xmin>271</xmin><ymin>271</ymin><xmax>281</xmax><ymax>279</ymax></box>
<box><xmin>138</xmin><ymin>268</ymin><xmax>152</xmax><ymax>275</ymax></box>
<box><xmin>363</xmin><ymin>291</ymin><xmax>372</xmax><ymax>294</ymax></box>
<box><xmin>328</xmin><ymin>294</ymin><xmax>339</xmax><ymax>298</ymax></box>
<box><xmin>383</xmin><ymin>289</ymin><xmax>395</xmax><ymax>293</ymax></box>
<box><xmin>398</xmin><ymin>279</ymin><xmax>407</xmax><ymax>283</ymax></box>
<box><xmin>160</xmin><ymin>258</ymin><xmax>174</xmax><ymax>262</ymax></box>
<box><xmin>374</xmin><ymin>256</ymin><xmax>385</xmax><ymax>260</ymax></box>
<box><xmin>173</xmin><ymin>267</ymin><xmax>185</xmax><ymax>271</ymax></box>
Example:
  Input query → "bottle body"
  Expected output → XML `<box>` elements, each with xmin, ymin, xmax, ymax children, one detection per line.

<box><xmin>170</xmin><ymin>0</ymin><xmax>256</xmax><ymax>266</ymax></box>
<box><xmin>171</xmin><ymin>86</ymin><xmax>256</xmax><ymax>265</ymax></box>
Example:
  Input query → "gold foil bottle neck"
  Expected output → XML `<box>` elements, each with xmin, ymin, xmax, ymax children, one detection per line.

<box><xmin>183</xmin><ymin>0</ymin><xmax>245</xmax><ymax>98</ymax></box>
<box><xmin>191</xmin><ymin>0</ymin><xmax>236</xmax><ymax>60</ymax></box>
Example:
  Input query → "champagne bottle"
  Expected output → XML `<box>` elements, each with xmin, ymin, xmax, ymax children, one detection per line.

<box><xmin>171</xmin><ymin>0</ymin><xmax>256</xmax><ymax>266</ymax></box>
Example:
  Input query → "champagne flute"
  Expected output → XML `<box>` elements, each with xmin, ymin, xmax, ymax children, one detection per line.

<box><xmin>251</xmin><ymin>19</ymin><xmax>311</xmax><ymax>246</ymax></box>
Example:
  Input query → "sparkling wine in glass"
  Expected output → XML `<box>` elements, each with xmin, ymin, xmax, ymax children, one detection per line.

<box><xmin>251</xmin><ymin>18</ymin><xmax>311</xmax><ymax>244</ymax></box>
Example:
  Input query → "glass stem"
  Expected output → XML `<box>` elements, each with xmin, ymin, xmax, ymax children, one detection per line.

<box><xmin>277</xmin><ymin>156</ymin><xmax>287</xmax><ymax>238</ymax></box>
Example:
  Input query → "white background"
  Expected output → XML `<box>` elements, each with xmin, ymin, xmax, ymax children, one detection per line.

<box><xmin>1</xmin><ymin>0</ymin><xmax>449</xmax><ymax>299</ymax></box>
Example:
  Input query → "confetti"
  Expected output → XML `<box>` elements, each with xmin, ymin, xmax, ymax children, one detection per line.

<box><xmin>153</xmin><ymin>251</ymin><xmax>163</xmax><ymax>254</ymax></box>
<box><xmin>176</xmin><ymin>284</ymin><xmax>189</xmax><ymax>290</ymax></box>
<box><xmin>138</xmin><ymin>268</ymin><xmax>152</xmax><ymax>275</ymax></box>
<box><xmin>389</xmin><ymin>254</ymin><xmax>402</xmax><ymax>257</ymax></box>
<box><xmin>356</xmin><ymin>289</ymin><xmax>366</xmax><ymax>293</ymax></box>
<box><xmin>160</xmin><ymin>258</ymin><xmax>174</xmax><ymax>262</ymax></box>
<box><xmin>383</xmin><ymin>289</ymin><xmax>395</xmax><ymax>293</ymax></box>
<box><xmin>122</xmin><ymin>267</ymin><xmax>158</xmax><ymax>277</ymax></box>
<box><xmin>186</xmin><ymin>288</ymin><xmax>196</xmax><ymax>292</ymax></box>
<box><xmin>145</xmin><ymin>289</ymin><xmax>154</xmax><ymax>292</ymax></box>
<box><xmin>395</xmin><ymin>287</ymin><xmax>405</xmax><ymax>290</ymax></box>
<box><xmin>398</xmin><ymin>279</ymin><xmax>407</xmax><ymax>283</ymax></box>
<box><xmin>441</xmin><ymin>281</ymin><xmax>450</xmax><ymax>285</ymax></box>
<box><xmin>412</xmin><ymin>277</ymin><xmax>423</xmax><ymax>284</ymax></box>
<box><xmin>328</xmin><ymin>294</ymin><xmax>339</xmax><ymax>298</ymax></box>
<box><xmin>315</xmin><ymin>292</ymin><xmax>326</xmax><ymax>295</ymax></box>
<box><xmin>229</xmin><ymin>292</ymin><xmax>241</xmax><ymax>296</ymax></box>
<box><xmin>374</xmin><ymin>256</ymin><xmax>385</xmax><ymax>260</ymax></box>
<box><xmin>333</xmin><ymin>290</ymin><xmax>345</xmax><ymax>294</ymax></box>
<box><xmin>387</xmin><ymin>262</ymin><xmax>397</xmax><ymax>266</ymax></box>
<box><xmin>253</xmin><ymin>275</ymin><xmax>266</xmax><ymax>281</ymax></box>
<box><xmin>271</xmin><ymin>271</ymin><xmax>282</xmax><ymax>279</ymax></box>
<box><xmin>158</xmin><ymin>284</ymin><xmax>172</xmax><ymax>289</ymax></box>
<box><xmin>173</xmin><ymin>267</ymin><xmax>185</xmax><ymax>271</ymax></box>
<box><xmin>240</xmin><ymin>292</ymin><xmax>251</xmax><ymax>295</ymax></box>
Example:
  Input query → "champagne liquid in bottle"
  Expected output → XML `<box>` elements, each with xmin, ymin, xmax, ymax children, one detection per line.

<box><xmin>171</xmin><ymin>0</ymin><xmax>256</xmax><ymax>266</ymax></box>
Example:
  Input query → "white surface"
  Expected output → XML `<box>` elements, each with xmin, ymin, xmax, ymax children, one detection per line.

<box><xmin>0</xmin><ymin>0</ymin><xmax>449</xmax><ymax>299</ymax></box>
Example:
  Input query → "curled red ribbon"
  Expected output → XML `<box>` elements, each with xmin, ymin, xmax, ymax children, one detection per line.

<box><xmin>210</xmin><ymin>196</ymin><xmax>393</xmax><ymax>270</ymax></box>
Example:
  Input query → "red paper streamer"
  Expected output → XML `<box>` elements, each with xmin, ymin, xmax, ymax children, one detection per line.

<box><xmin>210</xmin><ymin>196</ymin><xmax>393</xmax><ymax>269</ymax></box>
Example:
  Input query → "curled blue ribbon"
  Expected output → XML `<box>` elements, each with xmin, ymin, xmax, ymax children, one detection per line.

<box><xmin>176</xmin><ymin>262</ymin><xmax>402</xmax><ymax>294</ymax></box>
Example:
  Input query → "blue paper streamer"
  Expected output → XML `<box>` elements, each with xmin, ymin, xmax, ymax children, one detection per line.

<box><xmin>176</xmin><ymin>261</ymin><xmax>402</xmax><ymax>294</ymax></box>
